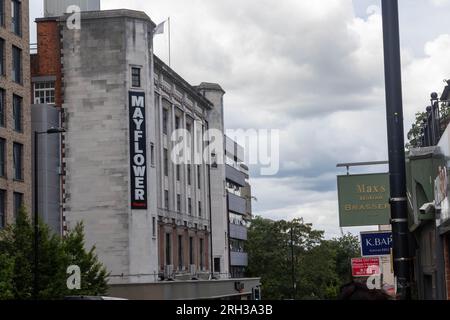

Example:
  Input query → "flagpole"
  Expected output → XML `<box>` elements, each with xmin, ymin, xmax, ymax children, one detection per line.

<box><xmin>168</xmin><ymin>17</ymin><xmax>171</xmax><ymax>68</ymax></box>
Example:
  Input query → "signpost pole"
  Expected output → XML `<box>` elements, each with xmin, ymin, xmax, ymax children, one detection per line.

<box><xmin>381</xmin><ymin>0</ymin><xmax>412</xmax><ymax>300</ymax></box>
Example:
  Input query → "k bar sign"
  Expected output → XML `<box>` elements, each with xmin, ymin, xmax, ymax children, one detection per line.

<box><xmin>129</xmin><ymin>91</ymin><xmax>148</xmax><ymax>210</ymax></box>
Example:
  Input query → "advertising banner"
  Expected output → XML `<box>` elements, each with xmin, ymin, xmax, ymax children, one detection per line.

<box><xmin>351</xmin><ymin>257</ymin><xmax>380</xmax><ymax>277</ymax></box>
<box><xmin>360</xmin><ymin>231</ymin><xmax>392</xmax><ymax>256</ymax></box>
<box><xmin>338</xmin><ymin>173</ymin><xmax>391</xmax><ymax>227</ymax></box>
<box><xmin>129</xmin><ymin>91</ymin><xmax>148</xmax><ymax>210</ymax></box>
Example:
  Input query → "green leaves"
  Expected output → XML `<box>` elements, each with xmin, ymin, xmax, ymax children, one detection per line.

<box><xmin>0</xmin><ymin>208</ymin><xmax>109</xmax><ymax>300</ymax></box>
<box><xmin>246</xmin><ymin>217</ymin><xmax>360</xmax><ymax>300</ymax></box>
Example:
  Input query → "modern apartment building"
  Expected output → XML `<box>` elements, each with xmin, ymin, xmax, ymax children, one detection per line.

<box><xmin>30</xmin><ymin>5</ymin><xmax>260</xmax><ymax>299</ymax></box>
<box><xmin>0</xmin><ymin>0</ymin><xmax>31</xmax><ymax>229</ymax></box>
<box><xmin>225</xmin><ymin>136</ymin><xmax>252</xmax><ymax>278</ymax></box>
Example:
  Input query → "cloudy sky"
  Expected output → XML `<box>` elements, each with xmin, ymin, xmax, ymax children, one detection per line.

<box><xmin>30</xmin><ymin>0</ymin><xmax>450</xmax><ymax>238</ymax></box>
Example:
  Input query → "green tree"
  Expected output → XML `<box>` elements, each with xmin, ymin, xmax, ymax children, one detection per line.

<box><xmin>0</xmin><ymin>208</ymin><xmax>109</xmax><ymax>300</ymax></box>
<box><xmin>406</xmin><ymin>111</ymin><xmax>427</xmax><ymax>150</ymax></box>
<box><xmin>246</xmin><ymin>217</ymin><xmax>361</xmax><ymax>300</ymax></box>
<box><xmin>63</xmin><ymin>222</ymin><xmax>109</xmax><ymax>296</ymax></box>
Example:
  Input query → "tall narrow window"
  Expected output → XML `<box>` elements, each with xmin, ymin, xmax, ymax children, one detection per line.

<box><xmin>0</xmin><ymin>138</ymin><xmax>5</xmax><ymax>177</ymax></box>
<box><xmin>11</xmin><ymin>0</ymin><xmax>21</xmax><ymax>36</ymax></box>
<box><xmin>0</xmin><ymin>1</ymin><xmax>4</xmax><ymax>27</ymax></box>
<box><xmin>13</xmin><ymin>95</ymin><xmax>22</xmax><ymax>132</ymax></box>
<box><xmin>12</xmin><ymin>46</ymin><xmax>21</xmax><ymax>84</ymax></box>
<box><xmin>165</xmin><ymin>233</ymin><xmax>171</xmax><ymax>265</ymax></box>
<box><xmin>189</xmin><ymin>237</ymin><xmax>194</xmax><ymax>265</ymax></box>
<box><xmin>164</xmin><ymin>148</ymin><xmax>168</xmax><ymax>177</ymax></box>
<box><xmin>150</xmin><ymin>143</ymin><xmax>155</xmax><ymax>166</ymax></box>
<box><xmin>187</xmin><ymin>165</ymin><xmax>191</xmax><ymax>185</ymax></box>
<box><xmin>162</xmin><ymin>108</ymin><xmax>168</xmax><ymax>135</ymax></box>
<box><xmin>0</xmin><ymin>89</ymin><xmax>5</xmax><ymax>127</ymax></box>
<box><xmin>198</xmin><ymin>201</ymin><xmax>202</xmax><ymax>218</ymax></box>
<box><xmin>0</xmin><ymin>38</ymin><xmax>4</xmax><ymax>76</ymax></box>
<box><xmin>197</xmin><ymin>165</ymin><xmax>201</xmax><ymax>189</ymax></box>
<box><xmin>13</xmin><ymin>143</ymin><xmax>22</xmax><ymax>180</ymax></box>
<box><xmin>175</xmin><ymin>115</ymin><xmax>180</xmax><ymax>130</ymax></box>
<box><xmin>164</xmin><ymin>190</ymin><xmax>169</xmax><ymax>209</ymax></box>
<box><xmin>188</xmin><ymin>197</ymin><xmax>192</xmax><ymax>215</ymax></box>
<box><xmin>178</xmin><ymin>235</ymin><xmax>183</xmax><ymax>270</ymax></box>
<box><xmin>199</xmin><ymin>239</ymin><xmax>204</xmax><ymax>270</ymax></box>
<box><xmin>131</xmin><ymin>67</ymin><xmax>141</xmax><ymax>87</ymax></box>
<box><xmin>0</xmin><ymin>189</ymin><xmax>5</xmax><ymax>229</ymax></box>
<box><xmin>177</xmin><ymin>194</ymin><xmax>181</xmax><ymax>212</ymax></box>
<box><xmin>152</xmin><ymin>217</ymin><xmax>156</xmax><ymax>237</ymax></box>
<box><xmin>13</xmin><ymin>192</ymin><xmax>23</xmax><ymax>220</ymax></box>
<box><xmin>176</xmin><ymin>164</ymin><xmax>180</xmax><ymax>181</ymax></box>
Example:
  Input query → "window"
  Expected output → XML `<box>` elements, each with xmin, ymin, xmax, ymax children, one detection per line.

<box><xmin>13</xmin><ymin>192</ymin><xmax>22</xmax><ymax>220</ymax></box>
<box><xmin>200</xmin><ymin>239</ymin><xmax>204</xmax><ymax>269</ymax></box>
<box><xmin>198</xmin><ymin>201</ymin><xmax>202</xmax><ymax>218</ymax></box>
<box><xmin>175</xmin><ymin>116</ymin><xmax>180</xmax><ymax>130</ymax></box>
<box><xmin>177</xmin><ymin>194</ymin><xmax>181</xmax><ymax>212</ymax></box>
<box><xmin>0</xmin><ymin>189</ymin><xmax>5</xmax><ymax>229</ymax></box>
<box><xmin>189</xmin><ymin>237</ymin><xmax>194</xmax><ymax>265</ymax></box>
<box><xmin>165</xmin><ymin>233</ymin><xmax>171</xmax><ymax>265</ymax></box>
<box><xmin>188</xmin><ymin>197</ymin><xmax>192</xmax><ymax>215</ymax></box>
<box><xmin>164</xmin><ymin>190</ymin><xmax>169</xmax><ymax>209</ymax></box>
<box><xmin>0</xmin><ymin>0</ymin><xmax>4</xmax><ymax>27</ymax></box>
<box><xmin>214</xmin><ymin>258</ymin><xmax>221</xmax><ymax>273</ymax></box>
<box><xmin>13</xmin><ymin>143</ymin><xmax>22</xmax><ymax>180</ymax></box>
<box><xmin>12</xmin><ymin>46</ymin><xmax>21</xmax><ymax>84</ymax></box>
<box><xmin>0</xmin><ymin>89</ymin><xmax>5</xmax><ymax>127</ymax></box>
<box><xmin>0</xmin><ymin>138</ymin><xmax>5</xmax><ymax>177</ymax></box>
<box><xmin>0</xmin><ymin>38</ymin><xmax>4</xmax><ymax>76</ymax></box>
<box><xmin>13</xmin><ymin>95</ymin><xmax>22</xmax><ymax>132</ymax></box>
<box><xmin>150</xmin><ymin>143</ymin><xmax>155</xmax><ymax>166</ymax></box>
<box><xmin>152</xmin><ymin>217</ymin><xmax>156</xmax><ymax>238</ymax></box>
<box><xmin>197</xmin><ymin>165</ymin><xmax>201</xmax><ymax>189</ymax></box>
<box><xmin>34</xmin><ymin>82</ymin><xmax>55</xmax><ymax>104</ymax></box>
<box><xmin>178</xmin><ymin>235</ymin><xmax>183</xmax><ymax>270</ymax></box>
<box><xmin>11</xmin><ymin>0</ymin><xmax>21</xmax><ymax>36</ymax></box>
<box><xmin>131</xmin><ymin>67</ymin><xmax>141</xmax><ymax>87</ymax></box>
<box><xmin>162</xmin><ymin>108</ymin><xmax>168</xmax><ymax>135</ymax></box>
<box><xmin>164</xmin><ymin>148</ymin><xmax>168</xmax><ymax>177</ymax></box>
<box><xmin>187</xmin><ymin>165</ymin><xmax>191</xmax><ymax>185</ymax></box>
<box><xmin>176</xmin><ymin>164</ymin><xmax>180</xmax><ymax>181</ymax></box>
<box><xmin>186</xmin><ymin>122</ymin><xmax>191</xmax><ymax>133</ymax></box>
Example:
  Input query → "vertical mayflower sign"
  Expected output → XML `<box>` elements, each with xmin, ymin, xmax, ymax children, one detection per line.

<box><xmin>129</xmin><ymin>91</ymin><xmax>148</xmax><ymax>209</ymax></box>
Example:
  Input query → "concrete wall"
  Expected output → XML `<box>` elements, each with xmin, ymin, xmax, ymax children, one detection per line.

<box><xmin>31</xmin><ymin>104</ymin><xmax>61</xmax><ymax>234</ymax></box>
<box><xmin>200</xmin><ymin>84</ymin><xmax>229</xmax><ymax>277</ymax></box>
<box><xmin>62</xmin><ymin>10</ymin><xmax>157</xmax><ymax>284</ymax></box>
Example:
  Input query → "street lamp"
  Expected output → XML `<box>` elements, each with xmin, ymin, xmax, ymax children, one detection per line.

<box><xmin>33</xmin><ymin>127</ymin><xmax>65</xmax><ymax>300</ymax></box>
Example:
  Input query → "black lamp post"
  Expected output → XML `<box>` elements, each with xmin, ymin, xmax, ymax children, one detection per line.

<box><xmin>33</xmin><ymin>127</ymin><xmax>65</xmax><ymax>300</ymax></box>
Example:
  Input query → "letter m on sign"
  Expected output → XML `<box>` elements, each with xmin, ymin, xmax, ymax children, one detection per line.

<box><xmin>132</xmin><ymin>96</ymin><xmax>144</xmax><ymax>107</ymax></box>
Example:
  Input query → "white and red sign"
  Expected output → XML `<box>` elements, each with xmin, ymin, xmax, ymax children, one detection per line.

<box><xmin>351</xmin><ymin>257</ymin><xmax>380</xmax><ymax>277</ymax></box>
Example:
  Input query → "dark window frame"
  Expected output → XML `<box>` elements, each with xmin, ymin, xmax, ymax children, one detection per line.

<box><xmin>0</xmin><ymin>189</ymin><xmax>5</xmax><ymax>229</ymax></box>
<box><xmin>131</xmin><ymin>67</ymin><xmax>141</xmax><ymax>88</ymax></box>
<box><xmin>13</xmin><ymin>142</ymin><xmax>23</xmax><ymax>181</ymax></box>
<box><xmin>178</xmin><ymin>235</ymin><xmax>183</xmax><ymax>270</ymax></box>
<box><xmin>165</xmin><ymin>233</ymin><xmax>171</xmax><ymax>265</ymax></box>
<box><xmin>0</xmin><ymin>38</ymin><xmax>4</xmax><ymax>76</ymax></box>
<box><xmin>164</xmin><ymin>190</ymin><xmax>169</xmax><ymax>209</ymax></box>
<box><xmin>13</xmin><ymin>192</ymin><xmax>23</xmax><ymax>220</ymax></box>
<box><xmin>13</xmin><ymin>94</ymin><xmax>22</xmax><ymax>132</ymax></box>
<box><xmin>0</xmin><ymin>88</ymin><xmax>5</xmax><ymax>127</ymax></box>
<box><xmin>0</xmin><ymin>138</ymin><xmax>5</xmax><ymax>177</ymax></box>
<box><xmin>12</xmin><ymin>45</ymin><xmax>22</xmax><ymax>84</ymax></box>
<box><xmin>11</xmin><ymin>0</ymin><xmax>21</xmax><ymax>36</ymax></box>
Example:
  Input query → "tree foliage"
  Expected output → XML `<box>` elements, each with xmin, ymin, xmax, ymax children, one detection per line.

<box><xmin>0</xmin><ymin>208</ymin><xmax>109</xmax><ymax>300</ymax></box>
<box><xmin>246</xmin><ymin>216</ymin><xmax>360</xmax><ymax>300</ymax></box>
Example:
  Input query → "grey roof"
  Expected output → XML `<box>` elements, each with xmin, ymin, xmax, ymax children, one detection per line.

<box><xmin>195</xmin><ymin>82</ymin><xmax>226</xmax><ymax>94</ymax></box>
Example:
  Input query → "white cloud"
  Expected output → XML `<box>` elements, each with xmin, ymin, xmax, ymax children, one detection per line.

<box><xmin>29</xmin><ymin>1</ymin><xmax>450</xmax><ymax>238</ymax></box>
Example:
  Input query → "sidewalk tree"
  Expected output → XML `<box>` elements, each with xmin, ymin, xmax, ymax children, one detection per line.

<box><xmin>0</xmin><ymin>208</ymin><xmax>109</xmax><ymax>300</ymax></box>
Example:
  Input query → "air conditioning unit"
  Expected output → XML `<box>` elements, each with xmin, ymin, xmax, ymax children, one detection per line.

<box><xmin>165</xmin><ymin>265</ymin><xmax>174</xmax><ymax>280</ymax></box>
<box><xmin>189</xmin><ymin>264</ymin><xmax>197</xmax><ymax>276</ymax></box>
